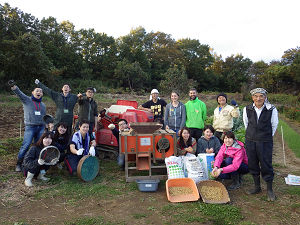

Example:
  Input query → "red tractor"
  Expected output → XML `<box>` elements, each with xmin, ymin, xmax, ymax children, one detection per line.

<box><xmin>95</xmin><ymin>100</ymin><xmax>154</xmax><ymax>158</ymax></box>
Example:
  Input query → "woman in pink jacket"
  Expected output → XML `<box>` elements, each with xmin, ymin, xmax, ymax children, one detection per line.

<box><xmin>212</xmin><ymin>131</ymin><xmax>249</xmax><ymax>190</ymax></box>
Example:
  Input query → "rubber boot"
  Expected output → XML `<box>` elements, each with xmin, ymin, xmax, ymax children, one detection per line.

<box><xmin>267</xmin><ymin>181</ymin><xmax>276</xmax><ymax>201</ymax></box>
<box><xmin>239</xmin><ymin>174</ymin><xmax>243</xmax><ymax>185</ymax></box>
<box><xmin>37</xmin><ymin>170</ymin><xmax>50</xmax><ymax>181</ymax></box>
<box><xmin>15</xmin><ymin>158</ymin><xmax>23</xmax><ymax>172</ymax></box>
<box><xmin>24</xmin><ymin>172</ymin><xmax>34</xmax><ymax>187</ymax></box>
<box><xmin>247</xmin><ymin>175</ymin><xmax>262</xmax><ymax>194</ymax></box>
<box><xmin>228</xmin><ymin>173</ymin><xmax>241</xmax><ymax>190</ymax></box>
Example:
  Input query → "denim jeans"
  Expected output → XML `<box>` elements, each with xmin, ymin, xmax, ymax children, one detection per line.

<box><xmin>118</xmin><ymin>153</ymin><xmax>125</xmax><ymax>168</ymax></box>
<box><xmin>18</xmin><ymin>125</ymin><xmax>45</xmax><ymax>160</ymax></box>
<box><xmin>219</xmin><ymin>157</ymin><xmax>249</xmax><ymax>179</ymax></box>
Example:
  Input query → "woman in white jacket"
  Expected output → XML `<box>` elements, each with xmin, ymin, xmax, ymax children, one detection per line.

<box><xmin>213</xmin><ymin>93</ymin><xmax>240</xmax><ymax>143</ymax></box>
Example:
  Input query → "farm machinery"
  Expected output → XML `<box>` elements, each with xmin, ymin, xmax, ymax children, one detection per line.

<box><xmin>95</xmin><ymin>100</ymin><xmax>178</xmax><ymax>182</ymax></box>
<box><xmin>95</xmin><ymin>100</ymin><xmax>154</xmax><ymax>159</ymax></box>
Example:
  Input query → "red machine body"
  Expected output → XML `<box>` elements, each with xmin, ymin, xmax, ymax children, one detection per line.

<box><xmin>95</xmin><ymin>100</ymin><xmax>154</xmax><ymax>147</ymax></box>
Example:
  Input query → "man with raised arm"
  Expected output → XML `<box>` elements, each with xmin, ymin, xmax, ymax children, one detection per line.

<box><xmin>35</xmin><ymin>79</ymin><xmax>78</xmax><ymax>134</ymax></box>
<box><xmin>10</xmin><ymin>82</ymin><xmax>46</xmax><ymax>172</ymax></box>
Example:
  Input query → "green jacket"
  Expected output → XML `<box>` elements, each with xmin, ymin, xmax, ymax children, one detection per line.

<box><xmin>38</xmin><ymin>82</ymin><xmax>78</xmax><ymax>126</ymax></box>
<box><xmin>185</xmin><ymin>97</ymin><xmax>207</xmax><ymax>129</ymax></box>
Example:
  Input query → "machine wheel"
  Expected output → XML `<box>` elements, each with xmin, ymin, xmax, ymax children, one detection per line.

<box><xmin>157</xmin><ymin>138</ymin><xmax>170</xmax><ymax>153</ymax></box>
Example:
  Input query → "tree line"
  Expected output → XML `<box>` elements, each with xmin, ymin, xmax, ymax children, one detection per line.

<box><xmin>0</xmin><ymin>3</ymin><xmax>299</xmax><ymax>95</ymax></box>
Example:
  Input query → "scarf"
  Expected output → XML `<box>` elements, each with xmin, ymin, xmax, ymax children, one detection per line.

<box><xmin>31</xmin><ymin>94</ymin><xmax>42</xmax><ymax>102</ymax></box>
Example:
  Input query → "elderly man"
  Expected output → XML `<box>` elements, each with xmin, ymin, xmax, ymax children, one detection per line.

<box><xmin>138</xmin><ymin>89</ymin><xmax>167</xmax><ymax>124</ymax></box>
<box><xmin>11</xmin><ymin>84</ymin><xmax>46</xmax><ymax>172</ymax></box>
<box><xmin>243</xmin><ymin>88</ymin><xmax>278</xmax><ymax>201</ymax></box>
<box><xmin>185</xmin><ymin>88</ymin><xmax>207</xmax><ymax>141</ymax></box>
<box><xmin>35</xmin><ymin>79</ymin><xmax>78</xmax><ymax>134</ymax></box>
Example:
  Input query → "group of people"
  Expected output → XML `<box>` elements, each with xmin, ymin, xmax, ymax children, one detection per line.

<box><xmin>143</xmin><ymin>87</ymin><xmax>278</xmax><ymax>201</ymax></box>
<box><xmin>11</xmin><ymin>80</ymin><xmax>98</xmax><ymax>187</ymax></box>
<box><xmin>12</xmin><ymin>81</ymin><xmax>278</xmax><ymax>201</ymax></box>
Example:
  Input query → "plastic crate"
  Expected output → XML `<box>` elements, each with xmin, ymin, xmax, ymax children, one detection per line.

<box><xmin>136</xmin><ymin>179</ymin><xmax>160</xmax><ymax>192</ymax></box>
<box><xmin>166</xmin><ymin>178</ymin><xmax>199</xmax><ymax>203</ymax></box>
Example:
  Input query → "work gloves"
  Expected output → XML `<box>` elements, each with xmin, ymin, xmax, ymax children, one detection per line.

<box><xmin>50</xmin><ymin>158</ymin><xmax>59</xmax><ymax>165</ymax></box>
<box><xmin>89</xmin><ymin>146</ymin><xmax>96</xmax><ymax>156</ymax></box>
<box><xmin>77</xmin><ymin>148</ymin><xmax>84</xmax><ymax>156</ymax></box>
<box><xmin>38</xmin><ymin>158</ymin><xmax>45</xmax><ymax>165</ymax></box>
<box><xmin>108</xmin><ymin>124</ymin><xmax>115</xmax><ymax>130</ymax></box>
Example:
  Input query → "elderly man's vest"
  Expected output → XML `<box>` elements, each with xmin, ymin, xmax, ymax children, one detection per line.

<box><xmin>245</xmin><ymin>105</ymin><xmax>274</xmax><ymax>142</ymax></box>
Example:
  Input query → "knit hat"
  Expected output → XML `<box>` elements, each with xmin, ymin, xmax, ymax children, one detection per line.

<box><xmin>216</xmin><ymin>93</ymin><xmax>227</xmax><ymax>103</ymax></box>
<box><xmin>86</xmin><ymin>87</ymin><xmax>96</xmax><ymax>93</ymax></box>
<box><xmin>250</xmin><ymin>88</ymin><xmax>267</xmax><ymax>96</ymax></box>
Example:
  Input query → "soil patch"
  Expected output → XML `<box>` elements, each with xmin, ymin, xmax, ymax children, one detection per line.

<box><xmin>0</xmin><ymin>94</ymin><xmax>300</xmax><ymax>225</ymax></box>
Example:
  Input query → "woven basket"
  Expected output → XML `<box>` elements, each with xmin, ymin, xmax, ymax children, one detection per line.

<box><xmin>77</xmin><ymin>155</ymin><xmax>99</xmax><ymax>182</ymax></box>
<box><xmin>197</xmin><ymin>180</ymin><xmax>230</xmax><ymax>204</ymax></box>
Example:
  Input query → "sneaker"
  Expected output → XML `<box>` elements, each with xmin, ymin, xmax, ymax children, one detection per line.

<box><xmin>37</xmin><ymin>173</ymin><xmax>50</xmax><ymax>181</ymax></box>
<box><xmin>15</xmin><ymin>164</ymin><xmax>22</xmax><ymax>172</ymax></box>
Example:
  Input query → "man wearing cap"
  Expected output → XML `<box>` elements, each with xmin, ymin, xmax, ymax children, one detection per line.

<box><xmin>35</xmin><ymin>79</ymin><xmax>78</xmax><ymax>134</ymax></box>
<box><xmin>10</xmin><ymin>84</ymin><xmax>46</xmax><ymax>172</ymax></box>
<box><xmin>77</xmin><ymin>87</ymin><xmax>98</xmax><ymax>136</ymax></box>
<box><xmin>185</xmin><ymin>88</ymin><xmax>207</xmax><ymax>141</ymax></box>
<box><xmin>138</xmin><ymin>89</ymin><xmax>167</xmax><ymax>124</ymax></box>
<box><xmin>213</xmin><ymin>93</ymin><xmax>240</xmax><ymax>143</ymax></box>
<box><xmin>243</xmin><ymin>88</ymin><xmax>278</xmax><ymax>201</ymax></box>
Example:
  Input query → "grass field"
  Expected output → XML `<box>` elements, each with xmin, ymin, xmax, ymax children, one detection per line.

<box><xmin>1</xmin><ymin>93</ymin><xmax>300</xmax><ymax>224</ymax></box>
<box><xmin>278</xmin><ymin>119</ymin><xmax>300</xmax><ymax>158</ymax></box>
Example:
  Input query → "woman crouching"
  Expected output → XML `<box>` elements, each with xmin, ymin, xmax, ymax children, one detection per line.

<box><xmin>211</xmin><ymin>131</ymin><xmax>249</xmax><ymax>190</ymax></box>
<box><xmin>23</xmin><ymin>131</ymin><xmax>56</xmax><ymax>187</ymax></box>
<box><xmin>176</xmin><ymin>127</ymin><xmax>197</xmax><ymax>156</ymax></box>
<box><xmin>64</xmin><ymin>120</ymin><xmax>96</xmax><ymax>175</ymax></box>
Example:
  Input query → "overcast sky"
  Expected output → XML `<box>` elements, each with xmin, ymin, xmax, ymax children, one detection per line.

<box><xmin>2</xmin><ymin>0</ymin><xmax>299</xmax><ymax>63</ymax></box>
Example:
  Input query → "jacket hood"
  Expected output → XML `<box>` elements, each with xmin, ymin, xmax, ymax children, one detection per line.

<box><xmin>232</xmin><ymin>140</ymin><xmax>244</xmax><ymax>149</ymax></box>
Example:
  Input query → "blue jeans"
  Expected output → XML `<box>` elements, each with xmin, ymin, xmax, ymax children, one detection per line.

<box><xmin>18</xmin><ymin>125</ymin><xmax>45</xmax><ymax>160</ymax></box>
<box><xmin>118</xmin><ymin>153</ymin><xmax>125</xmax><ymax>168</ymax></box>
<box><xmin>219</xmin><ymin>157</ymin><xmax>249</xmax><ymax>179</ymax></box>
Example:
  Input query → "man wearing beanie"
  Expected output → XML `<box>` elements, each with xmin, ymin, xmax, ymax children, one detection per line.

<box><xmin>11</xmin><ymin>84</ymin><xmax>46</xmax><ymax>172</ymax></box>
<box><xmin>213</xmin><ymin>93</ymin><xmax>240</xmax><ymax>143</ymax></box>
<box><xmin>185</xmin><ymin>88</ymin><xmax>207</xmax><ymax>141</ymax></box>
<box><xmin>243</xmin><ymin>88</ymin><xmax>278</xmax><ymax>201</ymax></box>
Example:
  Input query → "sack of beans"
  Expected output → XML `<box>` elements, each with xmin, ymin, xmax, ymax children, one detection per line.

<box><xmin>197</xmin><ymin>153</ymin><xmax>215</xmax><ymax>180</ymax></box>
<box><xmin>183</xmin><ymin>154</ymin><xmax>205</xmax><ymax>183</ymax></box>
<box><xmin>165</xmin><ymin>156</ymin><xmax>185</xmax><ymax>179</ymax></box>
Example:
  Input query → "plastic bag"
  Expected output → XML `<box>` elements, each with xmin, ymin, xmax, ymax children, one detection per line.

<box><xmin>197</xmin><ymin>153</ymin><xmax>215</xmax><ymax>180</ymax></box>
<box><xmin>183</xmin><ymin>154</ymin><xmax>205</xmax><ymax>183</ymax></box>
<box><xmin>165</xmin><ymin>156</ymin><xmax>185</xmax><ymax>179</ymax></box>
